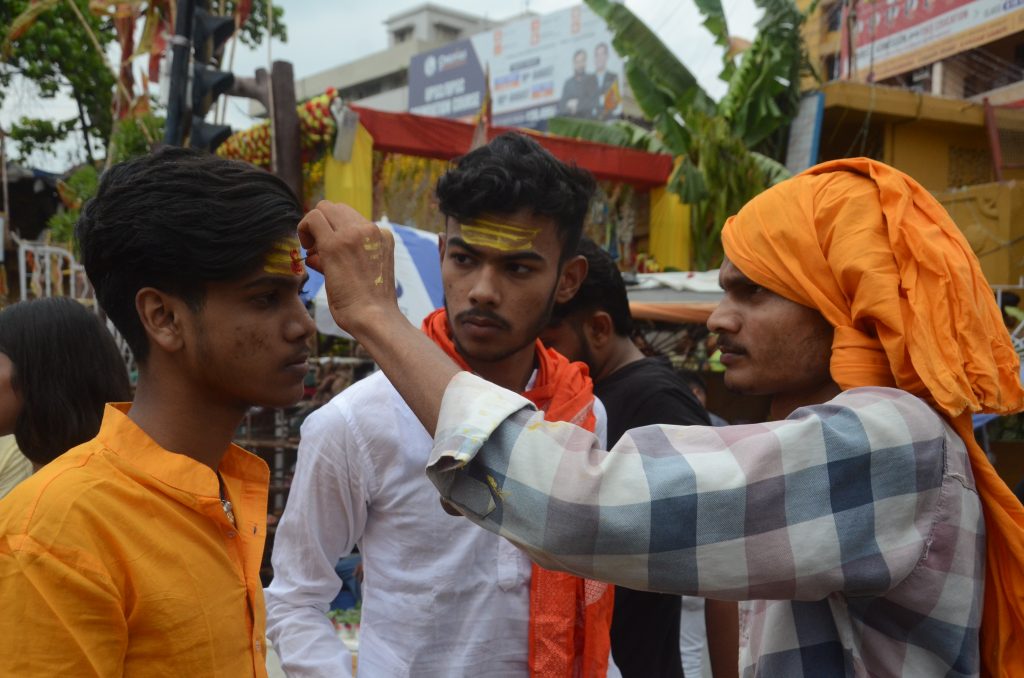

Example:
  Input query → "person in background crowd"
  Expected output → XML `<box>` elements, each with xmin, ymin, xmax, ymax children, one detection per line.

<box><xmin>0</xmin><ymin>148</ymin><xmax>316</xmax><ymax>677</ymax></box>
<box><xmin>299</xmin><ymin>157</ymin><xmax>1024</xmax><ymax>677</ymax></box>
<box><xmin>0</xmin><ymin>297</ymin><xmax>131</xmax><ymax>485</ymax></box>
<box><xmin>679</xmin><ymin>371</ymin><xmax>729</xmax><ymax>427</ymax></box>
<box><xmin>0</xmin><ymin>434</ymin><xmax>30</xmax><ymax>499</ymax></box>
<box><xmin>543</xmin><ymin>238</ymin><xmax>742</xmax><ymax>678</ymax></box>
<box><xmin>265</xmin><ymin>133</ymin><xmax>614</xmax><ymax>677</ymax></box>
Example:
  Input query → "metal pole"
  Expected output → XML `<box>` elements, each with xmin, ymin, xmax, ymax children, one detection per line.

<box><xmin>164</xmin><ymin>0</ymin><xmax>198</xmax><ymax>146</ymax></box>
<box><xmin>984</xmin><ymin>98</ymin><xmax>1005</xmax><ymax>183</ymax></box>
<box><xmin>0</xmin><ymin>130</ymin><xmax>9</xmax><ymax>261</ymax></box>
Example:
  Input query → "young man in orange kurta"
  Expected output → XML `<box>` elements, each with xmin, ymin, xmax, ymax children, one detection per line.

<box><xmin>0</xmin><ymin>148</ymin><xmax>316</xmax><ymax>677</ymax></box>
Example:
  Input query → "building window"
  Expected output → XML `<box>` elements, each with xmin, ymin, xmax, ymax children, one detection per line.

<box><xmin>434</xmin><ymin>23</ymin><xmax>461</xmax><ymax>42</ymax></box>
<box><xmin>948</xmin><ymin>147</ymin><xmax>994</xmax><ymax>187</ymax></box>
<box><xmin>393</xmin><ymin>26</ymin><xmax>413</xmax><ymax>43</ymax></box>
<box><xmin>823</xmin><ymin>1</ymin><xmax>842</xmax><ymax>33</ymax></box>
<box><xmin>824</xmin><ymin>53</ymin><xmax>838</xmax><ymax>81</ymax></box>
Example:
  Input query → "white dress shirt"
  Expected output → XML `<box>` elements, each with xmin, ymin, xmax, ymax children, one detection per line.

<box><xmin>265</xmin><ymin>370</ymin><xmax>606</xmax><ymax>677</ymax></box>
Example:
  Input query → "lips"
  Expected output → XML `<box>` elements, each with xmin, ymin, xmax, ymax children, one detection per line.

<box><xmin>456</xmin><ymin>310</ymin><xmax>510</xmax><ymax>333</ymax></box>
<box><xmin>284</xmin><ymin>353</ymin><xmax>310</xmax><ymax>371</ymax></box>
<box><xmin>716</xmin><ymin>340</ymin><xmax>747</xmax><ymax>366</ymax></box>
<box><xmin>463</xmin><ymin>317</ymin><xmax>502</xmax><ymax>329</ymax></box>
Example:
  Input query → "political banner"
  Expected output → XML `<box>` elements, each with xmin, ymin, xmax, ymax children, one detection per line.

<box><xmin>841</xmin><ymin>0</ymin><xmax>1024</xmax><ymax>82</ymax></box>
<box><xmin>408</xmin><ymin>4</ymin><xmax>624</xmax><ymax>129</ymax></box>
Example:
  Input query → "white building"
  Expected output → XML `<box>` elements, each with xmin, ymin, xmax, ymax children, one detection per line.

<box><xmin>250</xmin><ymin>4</ymin><xmax>498</xmax><ymax>115</ymax></box>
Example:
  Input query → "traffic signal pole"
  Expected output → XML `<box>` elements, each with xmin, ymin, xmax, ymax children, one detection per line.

<box><xmin>164</xmin><ymin>0</ymin><xmax>196</xmax><ymax>146</ymax></box>
<box><xmin>270</xmin><ymin>61</ymin><xmax>302</xmax><ymax>202</ymax></box>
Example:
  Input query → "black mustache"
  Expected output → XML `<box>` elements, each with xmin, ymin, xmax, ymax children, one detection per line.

<box><xmin>456</xmin><ymin>308</ymin><xmax>511</xmax><ymax>330</ymax></box>
<box><xmin>716</xmin><ymin>339</ymin><xmax>747</xmax><ymax>355</ymax></box>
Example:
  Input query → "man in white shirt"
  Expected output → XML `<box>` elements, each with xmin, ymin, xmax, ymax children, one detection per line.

<box><xmin>265</xmin><ymin>132</ymin><xmax>613</xmax><ymax>677</ymax></box>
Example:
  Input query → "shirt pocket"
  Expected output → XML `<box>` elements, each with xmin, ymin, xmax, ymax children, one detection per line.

<box><xmin>497</xmin><ymin>538</ymin><xmax>528</xmax><ymax>591</ymax></box>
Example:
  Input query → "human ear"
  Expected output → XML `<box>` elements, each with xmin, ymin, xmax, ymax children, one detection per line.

<box><xmin>587</xmin><ymin>311</ymin><xmax>614</xmax><ymax>349</ymax></box>
<box><xmin>438</xmin><ymin>234</ymin><xmax>447</xmax><ymax>266</ymax></box>
<box><xmin>555</xmin><ymin>254</ymin><xmax>588</xmax><ymax>303</ymax></box>
<box><xmin>135</xmin><ymin>288</ymin><xmax>186</xmax><ymax>354</ymax></box>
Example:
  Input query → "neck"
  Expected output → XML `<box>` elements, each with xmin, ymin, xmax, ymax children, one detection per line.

<box><xmin>463</xmin><ymin>344</ymin><xmax>537</xmax><ymax>393</ymax></box>
<box><xmin>128</xmin><ymin>368</ymin><xmax>246</xmax><ymax>471</ymax></box>
<box><xmin>768</xmin><ymin>381</ymin><xmax>842</xmax><ymax>421</ymax></box>
<box><xmin>592</xmin><ymin>337</ymin><xmax>646</xmax><ymax>383</ymax></box>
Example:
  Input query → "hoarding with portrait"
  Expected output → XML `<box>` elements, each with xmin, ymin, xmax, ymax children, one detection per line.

<box><xmin>408</xmin><ymin>4</ymin><xmax>625</xmax><ymax>129</ymax></box>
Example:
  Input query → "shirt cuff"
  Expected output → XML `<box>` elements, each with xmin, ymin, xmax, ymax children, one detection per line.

<box><xmin>427</xmin><ymin>372</ymin><xmax>535</xmax><ymax>511</ymax></box>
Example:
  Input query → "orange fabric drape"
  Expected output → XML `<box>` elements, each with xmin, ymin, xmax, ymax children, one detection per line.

<box><xmin>722</xmin><ymin>157</ymin><xmax>1024</xmax><ymax>678</ymax></box>
<box><xmin>422</xmin><ymin>309</ymin><xmax>614</xmax><ymax>677</ymax></box>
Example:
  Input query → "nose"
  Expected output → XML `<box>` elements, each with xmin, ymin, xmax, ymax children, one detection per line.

<box><xmin>706</xmin><ymin>298</ymin><xmax>739</xmax><ymax>335</ymax></box>
<box><xmin>286</xmin><ymin>298</ymin><xmax>317</xmax><ymax>343</ymax></box>
<box><xmin>468</xmin><ymin>265</ymin><xmax>501</xmax><ymax>308</ymax></box>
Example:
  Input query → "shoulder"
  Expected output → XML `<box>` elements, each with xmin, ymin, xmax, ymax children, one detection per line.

<box><xmin>787</xmin><ymin>387</ymin><xmax>950</xmax><ymax>462</ymax></box>
<box><xmin>0</xmin><ymin>446</ymin><xmax>120</xmax><ymax>541</ymax></box>
<box><xmin>600</xmin><ymin>358</ymin><xmax>708</xmax><ymax>424</ymax></box>
<box><xmin>303</xmin><ymin>371</ymin><xmax>409</xmax><ymax>434</ymax></box>
<box><xmin>299</xmin><ymin>371</ymin><xmax>425</xmax><ymax>462</ymax></box>
<box><xmin>814</xmin><ymin>387</ymin><xmax>946</xmax><ymax>433</ymax></box>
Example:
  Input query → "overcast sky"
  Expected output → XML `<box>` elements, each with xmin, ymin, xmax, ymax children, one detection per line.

<box><xmin>2</xmin><ymin>0</ymin><xmax>761</xmax><ymax>171</ymax></box>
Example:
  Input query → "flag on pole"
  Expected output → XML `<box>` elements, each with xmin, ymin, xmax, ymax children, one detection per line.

<box><xmin>469</xmin><ymin>64</ymin><xmax>491</xmax><ymax>151</ymax></box>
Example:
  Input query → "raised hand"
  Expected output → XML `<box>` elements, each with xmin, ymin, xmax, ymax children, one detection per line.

<box><xmin>298</xmin><ymin>201</ymin><xmax>399</xmax><ymax>336</ymax></box>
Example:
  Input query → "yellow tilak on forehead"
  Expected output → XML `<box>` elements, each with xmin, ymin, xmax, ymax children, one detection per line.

<box><xmin>263</xmin><ymin>237</ymin><xmax>305</xmax><ymax>276</ymax></box>
<box><xmin>460</xmin><ymin>218</ymin><xmax>540</xmax><ymax>251</ymax></box>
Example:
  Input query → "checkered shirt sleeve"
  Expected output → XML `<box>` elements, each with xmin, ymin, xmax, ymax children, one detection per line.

<box><xmin>427</xmin><ymin>373</ymin><xmax>984</xmax><ymax>676</ymax></box>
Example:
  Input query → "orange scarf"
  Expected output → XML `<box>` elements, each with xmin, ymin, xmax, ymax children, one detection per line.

<box><xmin>422</xmin><ymin>308</ymin><xmax>614</xmax><ymax>677</ymax></box>
<box><xmin>722</xmin><ymin>158</ymin><xmax>1024</xmax><ymax>678</ymax></box>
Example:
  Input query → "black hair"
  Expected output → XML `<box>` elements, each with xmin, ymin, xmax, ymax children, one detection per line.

<box><xmin>550</xmin><ymin>238</ymin><xmax>633</xmax><ymax>335</ymax></box>
<box><xmin>76</xmin><ymin>147</ymin><xmax>303</xmax><ymax>362</ymax></box>
<box><xmin>0</xmin><ymin>297</ymin><xmax>131</xmax><ymax>465</ymax></box>
<box><xmin>595</xmin><ymin>42</ymin><xmax>608</xmax><ymax>54</ymax></box>
<box><xmin>435</xmin><ymin>132</ymin><xmax>595</xmax><ymax>261</ymax></box>
<box><xmin>574</xmin><ymin>48</ymin><xmax>587</xmax><ymax>59</ymax></box>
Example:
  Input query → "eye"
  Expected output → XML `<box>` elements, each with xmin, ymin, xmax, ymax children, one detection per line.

<box><xmin>507</xmin><ymin>262</ymin><xmax>533</xmax><ymax>275</ymax></box>
<box><xmin>450</xmin><ymin>252</ymin><xmax>474</xmax><ymax>266</ymax></box>
<box><xmin>252</xmin><ymin>291</ymin><xmax>279</xmax><ymax>307</ymax></box>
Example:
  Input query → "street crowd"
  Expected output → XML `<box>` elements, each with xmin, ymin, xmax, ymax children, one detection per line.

<box><xmin>0</xmin><ymin>132</ymin><xmax>1022</xmax><ymax>678</ymax></box>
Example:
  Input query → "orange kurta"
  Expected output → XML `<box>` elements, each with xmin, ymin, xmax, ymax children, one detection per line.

<box><xmin>0</xmin><ymin>404</ymin><xmax>270</xmax><ymax>677</ymax></box>
<box><xmin>723</xmin><ymin>157</ymin><xmax>1024</xmax><ymax>678</ymax></box>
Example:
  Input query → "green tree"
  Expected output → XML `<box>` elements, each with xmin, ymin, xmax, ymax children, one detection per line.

<box><xmin>1</xmin><ymin>0</ymin><xmax>115</xmax><ymax>164</ymax></box>
<box><xmin>1</xmin><ymin>0</ymin><xmax>287</xmax><ymax>166</ymax></box>
<box><xmin>551</xmin><ymin>0</ymin><xmax>815</xmax><ymax>270</ymax></box>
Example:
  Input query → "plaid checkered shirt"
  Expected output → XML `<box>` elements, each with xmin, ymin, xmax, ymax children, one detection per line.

<box><xmin>426</xmin><ymin>372</ymin><xmax>985</xmax><ymax>678</ymax></box>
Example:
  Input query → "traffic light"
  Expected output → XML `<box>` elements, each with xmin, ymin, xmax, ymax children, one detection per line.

<box><xmin>160</xmin><ymin>1</ymin><xmax>300</xmax><ymax>197</ymax></box>
<box><xmin>161</xmin><ymin>0</ymin><xmax>235</xmax><ymax>151</ymax></box>
<box><xmin>189</xmin><ymin>5</ymin><xmax>235</xmax><ymax>152</ymax></box>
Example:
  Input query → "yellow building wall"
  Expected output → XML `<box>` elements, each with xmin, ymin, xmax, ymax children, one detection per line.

<box><xmin>883</xmin><ymin>120</ymin><xmax>996</xmax><ymax>192</ymax></box>
<box><xmin>884</xmin><ymin>121</ymin><xmax>955</xmax><ymax>191</ymax></box>
<box><xmin>935</xmin><ymin>182</ymin><xmax>1024</xmax><ymax>286</ymax></box>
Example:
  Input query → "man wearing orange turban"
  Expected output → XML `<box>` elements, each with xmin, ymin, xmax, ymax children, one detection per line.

<box><xmin>299</xmin><ymin>159</ymin><xmax>1024</xmax><ymax>678</ymax></box>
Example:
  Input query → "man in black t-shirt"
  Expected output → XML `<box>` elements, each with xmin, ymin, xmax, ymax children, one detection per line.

<box><xmin>541</xmin><ymin>239</ymin><xmax>709</xmax><ymax>678</ymax></box>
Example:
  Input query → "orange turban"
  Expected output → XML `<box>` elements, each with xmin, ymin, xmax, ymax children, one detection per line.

<box><xmin>722</xmin><ymin>157</ymin><xmax>1024</xmax><ymax>678</ymax></box>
